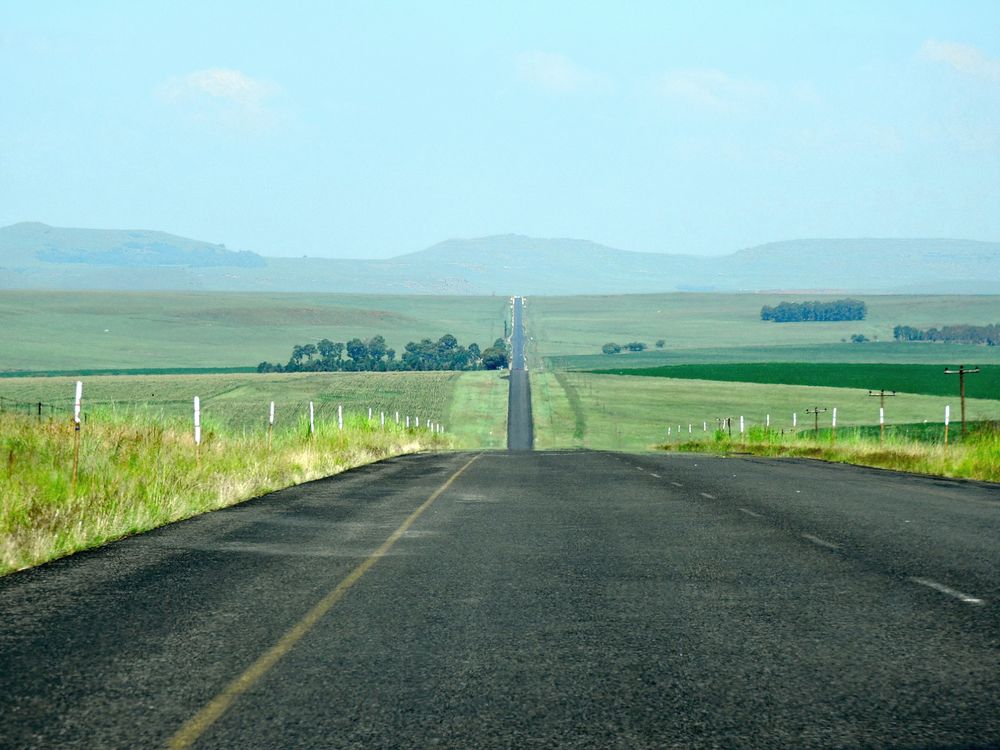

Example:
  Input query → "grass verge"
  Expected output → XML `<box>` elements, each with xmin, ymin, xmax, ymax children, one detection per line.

<box><xmin>663</xmin><ymin>422</ymin><xmax>1000</xmax><ymax>483</ymax></box>
<box><xmin>0</xmin><ymin>409</ymin><xmax>447</xmax><ymax>575</ymax></box>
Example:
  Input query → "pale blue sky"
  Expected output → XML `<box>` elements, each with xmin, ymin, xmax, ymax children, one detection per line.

<box><xmin>2</xmin><ymin>1</ymin><xmax>999</xmax><ymax>257</ymax></box>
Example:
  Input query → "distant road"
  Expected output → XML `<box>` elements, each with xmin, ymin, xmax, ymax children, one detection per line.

<box><xmin>506</xmin><ymin>296</ymin><xmax>532</xmax><ymax>451</ymax></box>
<box><xmin>1</xmin><ymin>451</ymin><xmax>998</xmax><ymax>748</ymax></box>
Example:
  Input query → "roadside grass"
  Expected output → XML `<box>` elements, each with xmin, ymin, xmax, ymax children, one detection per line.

<box><xmin>0</xmin><ymin>290</ymin><xmax>509</xmax><ymax>372</ymax></box>
<box><xmin>530</xmin><ymin>372</ymin><xmax>998</xmax><ymax>454</ymax></box>
<box><xmin>665</xmin><ymin>422</ymin><xmax>1000</xmax><ymax>483</ymax></box>
<box><xmin>588</xmin><ymin>363</ymin><xmax>1000</xmax><ymax>401</ymax></box>
<box><xmin>446</xmin><ymin>371</ymin><xmax>510</xmax><ymax>449</ymax></box>
<box><xmin>0</xmin><ymin>409</ymin><xmax>447</xmax><ymax>575</ymax></box>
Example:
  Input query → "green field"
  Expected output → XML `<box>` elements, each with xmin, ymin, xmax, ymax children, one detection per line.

<box><xmin>530</xmin><ymin>371</ymin><xmax>998</xmax><ymax>452</ymax></box>
<box><xmin>0</xmin><ymin>291</ymin><xmax>510</xmax><ymax>372</ymax></box>
<box><xmin>526</xmin><ymin>293</ymin><xmax>1000</xmax><ymax>368</ymax></box>
<box><xmin>589</xmin><ymin>363</ymin><xmax>1000</xmax><ymax>401</ymax></box>
<box><xmin>0</xmin><ymin>371</ymin><xmax>454</xmax><ymax>426</ymax></box>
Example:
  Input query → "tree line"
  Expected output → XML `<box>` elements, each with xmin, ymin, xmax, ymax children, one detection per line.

<box><xmin>256</xmin><ymin>334</ymin><xmax>510</xmax><ymax>373</ymax></box>
<box><xmin>761</xmin><ymin>299</ymin><xmax>867</xmax><ymax>322</ymax></box>
<box><xmin>601</xmin><ymin>340</ymin><xmax>666</xmax><ymax>354</ymax></box>
<box><xmin>893</xmin><ymin>324</ymin><xmax>1000</xmax><ymax>346</ymax></box>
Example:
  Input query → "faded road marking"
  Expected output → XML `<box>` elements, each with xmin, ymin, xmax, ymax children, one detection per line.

<box><xmin>699</xmin><ymin>492</ymin><xmax>715</xmax><ymax>500</ymax></box>
<box><xmin>801</xmin><ymin>533</ymin><xmax>840</xmax><ymax>550</ymax></box>
<box><xmin>910</xmin><ymin>577</ymin><xmax>985</xmax><ymax>606</ymax></box>
<box><xmin>168</xmin><ymin>455</ymin><xmax>482</xmax><ymax>749</ymax></box>
<box><xmin>738</xmin><ymin>508</ymin><xmax>761</xmax><ymax>518</ymax></box>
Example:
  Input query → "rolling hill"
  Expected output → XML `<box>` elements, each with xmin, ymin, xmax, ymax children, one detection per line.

<box><xmin>1</xmin><ymin>223</ymin><xmax>998</xmax><ymax>295</ymax></box>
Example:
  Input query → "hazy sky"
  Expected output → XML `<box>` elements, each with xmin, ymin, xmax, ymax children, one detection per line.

<box><xmin>2</xmin><ymin>1</ymin><xmax>999</xmax><ymax>258</ymax></box>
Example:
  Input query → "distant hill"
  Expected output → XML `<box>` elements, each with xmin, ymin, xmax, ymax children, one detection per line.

<box><xmin>1</xmin><ymin>223</ymin><xmax>998</xmax><ymax>295</ymax></box>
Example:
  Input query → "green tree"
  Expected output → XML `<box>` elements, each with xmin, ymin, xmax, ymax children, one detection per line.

<box><xmin>481</xmin><ymin>346</ymin><xmax>509</xmax><ymax>370</ymax></box>
<box><xmin>346</xmin><ymin>338</ymin><xmax>368</xmax><ymax>365</ymax></box>
<box><xmin>602</xmin><ymin>343</ymin><xmax>621</xmax><ymax>355</ymax></box>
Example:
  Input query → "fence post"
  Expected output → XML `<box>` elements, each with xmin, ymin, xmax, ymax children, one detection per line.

<box><xmin>380</xmin><ymin>411</ymin><xmax>385</xmax><ymax>429</ymax></box>
<box><xmin>268</xmin><ymin>401</ymin><xmax>275</xmax><ymax>449</ymax></box>
<box><xmin>338</xmin><ymin>404</ymin><xmax>343</xmax><ymax>431</ymax></box>
<box><xmin>71</xmin><ymin>381</ymin><xmax>83</xmax><ymax>493</ymax></box>
<box><xmin>395</xmin><ymin>411</ymin><xmax>400</xmax><ymax>424</ymax></box>
<box><xmin>309</xmin><ymin>401</ymin><xmax>315</xmax><ymax>437</ymax></box>
<box><xmin>944</xmin><ymin>404</ymin><xmax>950</xmax><ymax>447</ymax></box>
<box><xmin>831</xmin><ymin>407</ymin><xmax>837</xmax><ymax>444</ymax></box>
<box><xmin>194</xmin><ymin>396</ymin><xmax>202</xmax><ymax>463</ymax></box>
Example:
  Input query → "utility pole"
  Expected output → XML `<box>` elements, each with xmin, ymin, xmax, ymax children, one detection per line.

<box><xmin>805</xmin><ymin>406</ymin><xmax>827</xmax><ymax>437</ymax></box>
<box><xmin>867</xmin><ymin>390</ymin><xmax>896</xmax><ymax>443</ymax></box>
<box><xmin>944</xmin><ymin>365</ymin><xmax>980</xmax><ymax>435</ymax></box>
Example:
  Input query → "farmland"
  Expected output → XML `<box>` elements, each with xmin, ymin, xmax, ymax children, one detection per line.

<box><xmin>0</xmin><ymin>291</ymin><xmax>510</xmax><ymax>372</ymax></box>
<box><xmin>530</xmin><ymin>371</ymin><xmax>997</xmax><ymax>453</ymax></box>
<box><xmin>525</xmin><ymin>293</ymin><xmax>1000</xmax><ymax>368</ymax></box>
<box><xmin>589</xmin><ymin>363</ymin><xmax>1000</xmax><ymax>401</ymax></box>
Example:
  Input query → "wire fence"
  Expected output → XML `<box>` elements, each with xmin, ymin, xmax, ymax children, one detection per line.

<box><xmin>0</xmin><ymin>393</ymin><xmax>445</xmax><ymax>436</ymax></box>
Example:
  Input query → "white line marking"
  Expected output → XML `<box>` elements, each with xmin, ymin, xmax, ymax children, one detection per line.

<box><xmin>699</xmin><ymin>492</ymin><xmax>716</xmax><ymax>500</ymax></box>
<box><xmin>738</xmin><ymin>508</ymin><xmax>761</xmax><ymax>518</ymax></box>
<box><xmin>910</xmin><ymin>577</ymin><xmax>985</xmax><ymax>606</ymax></box>
<box><xmin>801</xmin><ymin>533</ymin><xmax>840</xmax><ymax>550</ymax></box>
<box><xmin>636</xmin><ymin>467</ymin><xmax>645</xmax><ymax>472</ymax></box>
<box><xmin>650</xmin><ymin>473</ymin><xmax>661</xmax><ymax>478</ymax></box>
<box><xmin>671</xmin><ymin>481</ymin><xmax>684</xmax><ymax>487</ymax></box>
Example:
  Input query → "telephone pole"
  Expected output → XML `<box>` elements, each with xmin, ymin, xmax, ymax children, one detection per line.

<box><xmin>867</xmin><ymin>390</ymin><xmax>896</xmax><ymax>443</ymax></box>
<box><xmin>944</xmin><ymin>365</ymin><xmax>980</xmax><ymax>435</ymax></box>
<box><xmin>805</xmin><ymin>406</ymin><xmax>827</xmax><ymax>437</ymax></box>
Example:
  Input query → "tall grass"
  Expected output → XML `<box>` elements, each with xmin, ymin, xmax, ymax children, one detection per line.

<box><xmin>663</xmin><ymin>421</ymin><xmax>1000</xmax><ymax>483</ymax></box>
<box><xmin>0</xmin><ymin>409</ymin><xmax>447</xmax><ymax>575</ymax></box>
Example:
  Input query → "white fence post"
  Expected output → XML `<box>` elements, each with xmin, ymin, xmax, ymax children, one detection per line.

<box><xmin>395</xmin><ymin>411</ymin><xmax>400</xmax><ymax>424</ymax></box>
<box><xmin>338</xmin><ymin>403</ymin><xmax>343</xmax><ymax>431</ymax></box>
<box><xmin>380</xmin><ymin>411</ymin><xmax>385</xmax><ymax>428</ymax></box>
<box><xmin>309</xmin><ymin>401</ymin><xmax>315</xmax><ymax>436</ymax></box>
<box><xmin>739</xmin><ymin>416</ymin><xmax>744</xmax><ymax>434</ymax></box>
<box><xmin>74</xmin><ymin>380</ymin><xmax>83</xmax><ymax>425</ymax></box>
<box><xmin>194</xmin><ymin>396</ymin><xmax>202</xmax><ymax>445</ymax></box>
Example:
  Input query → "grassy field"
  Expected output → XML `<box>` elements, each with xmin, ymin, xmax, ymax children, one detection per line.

<box><xmin>0</xmin><ymin>291</ymin><xmax>510</xmax><ymax>372</ymax></box>
<box><xmin>668</xmin><ymin>423</ymin><xmax>1000</xmax><ymax>483</ymax></box>
<box><xmin>589</xmin><ymin>363</ymin><xmax>1000</xmax><ymax>400</ymax></box>
<box><xmin>530</xmin><ymin>371</ymin><xmax>998</xmax><ymax>453</ymax></box>
<box><xmin>0</xmin><ymin>371</ymin><xmax>463</xmax><ymax>432</ymax></box>
<box><xmin>0</xmin><ymin>409</ymin><xmax>446</xmax><ymax>575</ymax></box>
<box><xmin>525</xmin><ymin>293</ymin><xmax>1000</xmax><ymax>367</ymax></box>
<box><xmin>446</xmin><ymin>370</ymin><xmax>510</xmax><ymax>450</ymax></box>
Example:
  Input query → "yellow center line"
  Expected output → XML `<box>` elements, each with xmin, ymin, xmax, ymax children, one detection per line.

<box><xmin>168</xmin><ymin>453</ymin><xmax>482</xmax><ymax>749</ymax></box>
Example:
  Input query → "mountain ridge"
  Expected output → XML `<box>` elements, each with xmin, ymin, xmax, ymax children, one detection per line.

<box><xmin>1</xmin><ymin>222</ymin><xmax>998</xmax><ymax>295</ymax></box>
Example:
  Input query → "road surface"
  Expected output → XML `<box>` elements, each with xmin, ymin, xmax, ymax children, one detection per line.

<box><xmin>506</xmin><ymin>296</ymin><xmax>532</xmax><ymax>451</ymax></box>
<box><xmin>1</xmin><ymin>451</ymin><xmax>998</xmax><ymax>748</ymax></box>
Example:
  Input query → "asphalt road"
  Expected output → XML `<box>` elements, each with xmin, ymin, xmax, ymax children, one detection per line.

<box><xmin>507</xmin><ymin>296</ymin><xmax>532</xmax><ymax>451</ymax></box>
<box><xmin>1</xmin><ymin>450</ymin><xmax>998</xmax><ymax>749</ymax></box>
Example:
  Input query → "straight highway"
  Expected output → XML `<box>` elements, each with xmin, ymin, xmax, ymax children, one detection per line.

<box><xmin>1</xmin><ymin>296</ymin><xmax>998</xmax><ymax>748</ymax></box>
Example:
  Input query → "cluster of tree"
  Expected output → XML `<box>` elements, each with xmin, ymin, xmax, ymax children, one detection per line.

<box><xmin>893</xmin><ymin>324</ymin><xmax>1000</xmax><ymax>346</ymax></box>
<box><xmin>850</xmin><ymin>334</ymin><xmax>869</xmax><ymax>343</ymax></box>
<box><xmin>760</xmin><ymin>299</ymin><xmax>867</xmax><ymax>322</ymax></box>
<box><xmin>602</xmin><ymin>341</ymin><xmax>648</xmax><ymax>354</ymax></box>
<box><xmin>257</xmin><ymin>334</ymin><xmax>510</xmax><ymax>373</ymax></box>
